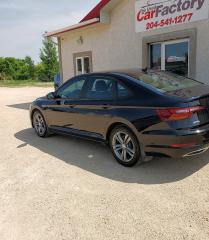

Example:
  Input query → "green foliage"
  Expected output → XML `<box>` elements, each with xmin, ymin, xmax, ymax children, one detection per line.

<box><xmin>0</xmin><ymin>39</ymin><xmax>59</xmax><ymax>82</ymax></box>
<box><xmin>0</xmin><ymin>56</ymin><xmax>36</xmax><ymax>81</ymax></box>
<box><xmin>0</xmin><ymin>57</ymin><xmax>15</xmax><ymax>80</ymax></box>
<box><xmin>35</xmin><ymin>63</ymin><xmax>45</xmax><ymax>81</ymax></box>
<box><xmin>0</xmin><ymin>72</ymin><xmax>8</xmax><ymax>81</ymax></box>
<box><xmin>39</xmin><ymin>39</ymin><xmax>59</xmax><ymax>82</ymax></box>
<box><xmin>25</xmin><ymin>56</ymin><xmax>36</xmax><ymax>79</ymax></box>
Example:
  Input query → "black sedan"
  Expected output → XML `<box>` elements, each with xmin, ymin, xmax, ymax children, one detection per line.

<box><xmin>30</xmin><ymin>69</ymin><xmax>209</xmax><ymax>167</ymax></box>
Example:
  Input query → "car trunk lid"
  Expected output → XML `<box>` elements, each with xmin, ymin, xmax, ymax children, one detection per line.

<box><xmin>165</xmin><ymin>84</ymin><xmax>209</xmax><ymax>101</ymax></box>
<box><xmin>165</xmin><ymin>84</ymin><xmax>209</xmax><ymax>128</ymax></box>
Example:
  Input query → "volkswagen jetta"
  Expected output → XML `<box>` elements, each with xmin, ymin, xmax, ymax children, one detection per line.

<box><xmin>30</xmin><ymin>69</ymin><xmax>209</xmax><ymax>167</ymax></box>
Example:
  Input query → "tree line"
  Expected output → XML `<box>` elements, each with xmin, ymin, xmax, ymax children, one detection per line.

<box><xmin>0</xmin><ymin>39</ymin><xmax>59</xmax><ymax>82</ymax></box>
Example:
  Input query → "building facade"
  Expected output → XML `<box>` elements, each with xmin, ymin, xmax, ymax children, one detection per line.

<box><xmin>45</xmin><ymin>0</ymin><xmax>209</xmax><ymax>84</ymax></box>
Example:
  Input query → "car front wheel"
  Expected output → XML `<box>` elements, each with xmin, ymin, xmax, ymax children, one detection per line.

<box><xmin>32</xmin><ymin>110</ymin><xmax>49</xmax><ymax>138</ymax></box>
<box><xmin>110</xmin><ymin>127</ymin><xmax>142</xmax><ymax>167</ymax></box>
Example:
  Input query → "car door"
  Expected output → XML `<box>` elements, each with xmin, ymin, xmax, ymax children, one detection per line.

<box><xmin>72</xmin><ymin>75</ymin><xmax>117</xmax><ymax>139</ymax></box>
<box><xmin>45</xmin><ymin>76</ymin><xmax>87</xmax><ymax>132</ymax></box>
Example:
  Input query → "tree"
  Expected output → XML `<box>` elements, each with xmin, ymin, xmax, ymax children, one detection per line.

<box><xmin>35</xmin><ymin>63</ymin><xmax>45</xmax><ymax>81</ymax></box>
<box><xmin>25</xmin><ymin>56</ymin><xmax>35</xmax><ymax>80</ymax></box>
<box><xmin>0</xmin><ymin>57</ymin><xmax>35</xmax><ymax>80</ymax></box>
<box><xmin>39</xmin><ymin>39</ymin><xmax>59</xmax><ymax>82</ymax></box>
<box><xmin>0</xmin><ymin>57</ymin><xmax>16</xmax><ymax>80</ymax></box>
<box><xmin>0</xmin><ymin>46</ymin><xmax>59</xmax><ymax>81</ymax></box>
<box><xmin>15</xmin><ymin>58</ymin><xmax>30</xmax><ymax>80</ymax></box>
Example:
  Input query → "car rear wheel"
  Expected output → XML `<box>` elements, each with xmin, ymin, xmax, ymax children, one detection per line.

<box><xmin>110</xmin><ymin>127</ymin><xmax>142</xmax><ymax>167</ymax></box>
<box><xmin>32</xmin><ymin>110</ymin><xmax>49</xmax><ymax>138</ymax></box>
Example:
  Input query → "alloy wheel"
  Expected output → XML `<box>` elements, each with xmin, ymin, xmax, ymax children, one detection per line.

<box><xmin>112</xmin><ymin>131</ymin><xmax>136</xmax><ymax>163</ymax></box>
<box><xmin>33</xmin><ymin>112</ymin><xmax>46</xmax><ymax>136</ymax></box>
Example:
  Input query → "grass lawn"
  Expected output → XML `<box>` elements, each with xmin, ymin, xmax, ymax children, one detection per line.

<box><xmin>0</xmin><ymin>80</ymin><xmax>53</xmax><ymax>88</ymax></box>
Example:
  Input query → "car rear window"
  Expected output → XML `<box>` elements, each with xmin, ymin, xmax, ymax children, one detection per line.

<box><xmin>129</xmin><ymin>71</ymin><xmax>201</xmax><ymax>93</ymax></box>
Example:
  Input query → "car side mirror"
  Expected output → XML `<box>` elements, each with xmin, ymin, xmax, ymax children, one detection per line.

<box><xmin>47</xmin><ymin>92</ymin><xmax>56</xmax><ymax>99</ymax></box>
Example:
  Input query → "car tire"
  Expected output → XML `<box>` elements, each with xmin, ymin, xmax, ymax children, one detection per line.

<box><xmin>109</xmin><ymin>126</ymin><xmax>142</xmax><ymax>167</ymax></box>
<box><xmin>32</xmin><ymin>110</ymin><xmax>49</xmax><ymax>138</ymax></box>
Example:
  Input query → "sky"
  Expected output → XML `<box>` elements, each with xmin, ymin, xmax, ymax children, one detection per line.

<box><xmin>0</xmin><ymin>0</ymin><xmax>99</xmax><ymax>62</ymax></box>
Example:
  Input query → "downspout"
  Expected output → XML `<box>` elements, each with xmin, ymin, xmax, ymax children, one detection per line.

<box><xmin>57</xmin><ymin>37</ymin><xmax>64</xmax><ymax>84</ymax></box>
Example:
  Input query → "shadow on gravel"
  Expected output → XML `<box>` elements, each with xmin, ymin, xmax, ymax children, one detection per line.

<box><xmin>15</xmin><ymin>128</ymin><xmax>209</xmax><ymax>184</ymax></box>
<box><xmin>7</xmin><ymin>102</ymin><xmax>31</xmax><ymax>110</ymax></box>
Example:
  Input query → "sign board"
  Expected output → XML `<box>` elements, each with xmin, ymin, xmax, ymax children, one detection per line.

<box><xmin>135</xmin><ymin>0</ymin><xmax>209</xmax><ymax>32</ymax></box>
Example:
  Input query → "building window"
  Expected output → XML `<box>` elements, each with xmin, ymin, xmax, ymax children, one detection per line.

<box><xmin>150</xmin><ymin>39</ymin><xmax>189</xmax><ymax>76</ymax></box>
<box><xmin>76</xmin><ymin>56</ymin><xmax>90</xmax><ymax>75</ymax></box>
<box><xmin>150</xmin><ymin>43</ymin><xmax>161</xmax><ymax>70</ymax></box>
<box><xmin>73</xmin><ymin>51</ymin><xmax>92</xmax><ymax>76</ymax></box>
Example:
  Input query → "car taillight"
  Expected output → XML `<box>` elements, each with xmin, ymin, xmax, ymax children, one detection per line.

<box><xmin>156</xmin><ymin>106</ymin><xmax>205</xmax><ymax>121</ymax></box>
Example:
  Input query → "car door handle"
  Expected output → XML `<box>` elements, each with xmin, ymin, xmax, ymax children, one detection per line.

<box><xmin>69</xmin><ymin>105</ymin><xmax>76</xmax><ymax>109</ymax></box>
<box><xmin>60</xmin><ymin>100</ymin><xmax>75</xmax><ymax>108</ymax></box>
<box><xmin>56</xmin><ymin>100</ymin><xmax>76</xmax><ymax>109</ymax></box>
<box><xmin>102</xmin><ymin>104</ymin><xmax>111</xmax><ymax>109</ymax></box>
<box><xmin>59</xmin><ymin>100</ymin><xmax>67</xmax><ymax>105</ymax></box>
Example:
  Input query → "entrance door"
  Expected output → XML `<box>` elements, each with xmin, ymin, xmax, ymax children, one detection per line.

<box><xmin>150</xmin><ymin>39</ymin><xmax>189</xmax><ymax>76</ymax></box>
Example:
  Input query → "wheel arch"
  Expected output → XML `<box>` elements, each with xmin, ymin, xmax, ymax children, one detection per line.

<box><xmin>30</xmin><ymin>108</ymin><xmax>44</xmax><ymax>128</ymax></box>
<box><xmin>106</xmin><ymin>121</ymin><xmax>146</xmax><ymax>164</ymax></box>
<box><xmin>106</xmin><ymin>122</ymin><xmax>140</xmax><ymax>145</ymax></box>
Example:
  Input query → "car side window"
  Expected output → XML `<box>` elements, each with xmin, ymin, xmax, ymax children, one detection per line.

<box><xmin>85</xmin><ymin>77</ymin><xmax>115</xmax><ymax>100</ymax></box>
<box><xmin>117</xmin><ymin>82</ymin><xmax>132</xmax><ymax>99</ymax></box>
<box><xmin>57</xmin><ymin>78</ymin><xmax>85</xmax><ymax>99</ymax></box>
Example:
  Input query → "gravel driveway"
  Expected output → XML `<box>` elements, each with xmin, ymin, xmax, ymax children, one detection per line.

<box><xmin>0</xmin><ymin>87</ymin><xmax>208</xmax><ymax>240</ymax></box>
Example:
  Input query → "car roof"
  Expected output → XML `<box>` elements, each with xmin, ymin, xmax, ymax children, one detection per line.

<box><xmin>85</xmin><ymin>68</ymin><xmax>145</xmax><ymax>78</ymax></box>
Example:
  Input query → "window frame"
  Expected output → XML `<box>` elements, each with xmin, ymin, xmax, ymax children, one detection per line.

<box><xmin>75</xmin><ymin>56</ymin><xmax>90</xmax><ymax>75</ymax></box>
<box><xmin>73</xmin><ymin>51</ymin><xmax>93</xmax><ymax>76</ymax></box>
<box><xmin>149</xmin><ymin>38</ymin><xmax>190</xmax><ymax>74</ymax></box>
<box><xmin>55</xmin><ymin>76</ymin><xmax>87</xmax><ymax>100</ymax></box>
<box><xmin>142</xmin><ymin>28</ymin><xmax>197</xmax><ymax>78</ymax></box>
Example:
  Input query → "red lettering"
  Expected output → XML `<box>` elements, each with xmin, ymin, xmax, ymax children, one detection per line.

<box><xmin>137</xmin><ymin>11</ymin><xmax>144</xmax><ymax>22</ymax></box>
<box><xmin>137</xmin><ymin>10</ymin><xmax>156</xmax><ymax>22</ymax></box>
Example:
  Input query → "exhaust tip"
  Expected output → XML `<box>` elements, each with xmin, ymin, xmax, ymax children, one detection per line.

<box><xmin>183</xmin><ymin>147</ymin><xmax>209</xmax><ymax>157</ymax></box>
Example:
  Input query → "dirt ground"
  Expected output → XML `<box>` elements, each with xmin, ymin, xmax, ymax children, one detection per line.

<box><xmin>0</xmin><ymin>87</ymin><xmax>208</xmax><ymax>240</ymax></box>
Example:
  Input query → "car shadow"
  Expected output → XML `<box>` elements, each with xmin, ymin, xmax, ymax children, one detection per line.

<box><xmin>7</xmin><ymin>102</ymin><xmax>31</xmax><ymax>110</ymax></box>
<box><xmin>15</xmin><ymin>128</ymin><xmax>209</xmax><ymax>184</ymax></box>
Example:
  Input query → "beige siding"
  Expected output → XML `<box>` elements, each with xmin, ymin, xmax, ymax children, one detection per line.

<box><xmin>60</xmin><ymin>0</ymin><xmax>209</xmax><ymax>84</ymax></box>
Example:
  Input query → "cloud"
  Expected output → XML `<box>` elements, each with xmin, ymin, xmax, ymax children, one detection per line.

<box><xmin>0</xmin><ymin>12</ymin><xmax>84</xmax><ymax>62</ymax></box>
<box><xmin>0</xmin><ymin>0</ymin><xmax>98</xmax><ymax>61</ymax></box>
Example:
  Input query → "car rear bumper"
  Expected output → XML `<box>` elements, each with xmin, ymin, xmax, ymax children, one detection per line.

<box><xmin>142</xmin><ymin>125</ymin><xmax>209</xmax><ymax>158</ymax></box>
